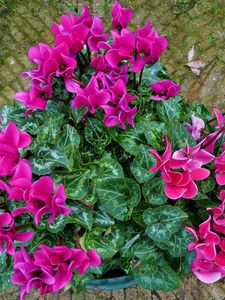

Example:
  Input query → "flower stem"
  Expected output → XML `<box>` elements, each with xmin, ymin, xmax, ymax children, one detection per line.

<box><xmin>208</xmin><ymin>112</ymin><xmax>225</xmax><ymax>124</ymax></box>
<box><xmin>71</xmin><ymin>75</ymin><xmax>86</xmax><ymax>88</ymax></box>
<box><xmin>86</xmin><ymin>44</ymin><xmax>91</xmax><ymax>62</ymax></box>
<box><xmin>79</xmin><ymin>51</ymin><xmax>88</xmax><ymax>66</ymax></box>
<box><xmin>138</xmin><ymin>67</ymin><xmax>144</xmax><ymax>87</ymax></box>
<box><xmin>47</xmin><ymin>97</ymin><xmax>67</xmax><ymax>101</ymax></box>
<box><xmin>133</xmin><ymin>72</ymin><xmax>136</xmax><ymax>90</ymax></box>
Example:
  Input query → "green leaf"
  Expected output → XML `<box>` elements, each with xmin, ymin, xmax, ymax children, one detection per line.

<box><xmin>0</xmin><ymin>270</ymin><xmax>13</xmax><ymax>291</ymax></box>
<box><xmin>142</xmin><ymin>178</ymin><xmax>167</xmax><ymax>205</ymax></box>
<box><xmin>130</xmin><ymin>145</ymin><xmax>155</xmax><ymax>184</ymax></box>
<box><xmin>30</xmin><ymin>144</ymin><xmax>70</xmax><ymax>175</ymax></box>
<box><xmin>53</xmin><ymin>170</ymin><xmax>91</xmax><ymax>200</ymax></box>
<box><xmin>156</xmin><ymin>97</ymin><xmax>184</xmax><ymax>122</ymax></box>
<box><xmin>48</xmin><ymin>215</ymin><xmax>67</xmax><ymax>233</ymax></box>
<box><xmin>144</xmin><ymin>121</ymin><xmax>168</xmax><ymax>150</ymax></box>
<box><xmin>168</xmin><ymin>121</ymin><xmax>195</xmax><ymax>150</ymax></box>
<box><xmin>82</xmin><ymin>226</ymin><xmax>125</xmax><ymax>259</ymax></box>
<box><xmin>134</xmin><ymin>265</ymin><xmax>180</xmax><ymax>291</ymax></box>
<box><xmin>134</xmin><ymin>257</ymin><xmax>158</xmax><ymax>275</ymax></box>
<box><xmin>85</xmin><ymin>118</ymin><xmax>111</xmax><ymax>153</ymax></box>
<box><xmin>133</xmin><ymin>238</ymin><xmax>163</xmax><ymax>261</ymax></box>
<box><xmin>71</xmin><ymin>106</ymin><xmax>88</xmax><ymax>124</ymax></box>
<box><xmin>93</xmin><ymin>206</ymin><xmax>115</xmax><ymax>227</ymax></box>
<box><xmin>90</xmin><ymin>157</ymin><xmax>124</xmax><ymax>181</ymax></box>
<box><xmin>142</xmin><ymin>61</ymin><xmax>169</xmax><ymax>85</ymax></box>
<box><xmin>143</xmin><ymin>205</ymin><xmax>188</xmax><ymax>242</ymax></box>
<box><xmin>120</xmin><ymin>234</ymin><xmax>140</xmax><ymax>258</ymax></box>
<box><xmin>132</xmin><ymin>202</ymin><xmax>150</xmax><ymax>227</ymax></box>
<box><xmin>96</xmin><ymin>178</ymin><xmax>141</xmax><ymax>221</ymax></box>
<box><xmin>66</xmin><ymin>201</ymin><xmax>93</xmax><ymax>231</ymax></box>
<box><xmin>112</xmin><ymin>122</ymin><xmax>146</xmax><ymax>155</ymax></box>
<box><xmin>36</xmin><ymin>114</ymin><xmax>64</xmax><ymax>144</ymax></box>
<box><xmin>200</xmin><ymin>175</ymin><xmax>215</xmax><ymax>193</ymax></box>
<box><xmin>61</xmin><ymin>124</ymin><xmax>80</xmax><ymax>149</ymax></box>
<box><xmin>155</xmin><ymin>227</ymin><xmax>194</xmax><ymax>257</ymax></box>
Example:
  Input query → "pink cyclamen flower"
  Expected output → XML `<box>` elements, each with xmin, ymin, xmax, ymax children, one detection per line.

<box><xmin>72</xmin><ymin>75</ymin><xmax>111</xmax><ymax>114</ymax></box>
<box><xmin>214</xmin><ymin>143</ymin><xmax>225</xmax><ymax>185</ymax></box>
<box><xmin>12</xmin><ymin>176</ymin><xmax>71</xmax><ymax>225</ymax></box>
<box><xmin>12</xmin><ymin>246</ymin><xmax>55</xmax><ymax>300</ymax></box>
<box><xmin>70</xmin><ymin>248</ymin><xmax>101</xmax><ymax>275</ymax></box>
<box><xmin>202</xmin><ymin>108</ymin><xmax>225</xmax><ymax>153</ymax></box>
<box><xmin>186</xmin><ymin>115</ymin><xmax>205</xmax><ymax>141</ymax></box>
<box><xmin>208</xmin><ymin>190</ymin><xmax>225</xmax><ymax>235</ymax></box>
<box><xmin>52</xmin><ymin>42</ymin><xmax>77</xmax><ymax>76</ymax></box>
<box><xmin>111</xmin><ymin>1</ymin><xmax>133</xmax><ymax>29</ymax></box>
<box><xmin>130</xmin><ymin>21</ymin><xmax>168</xmax><ymax>72</ymax></box>
<box><xmin>0</xmin><ymin>213</ymin><xmax>34</xmax><ymax>255</ymax></box>
<box><xmin>88</xmin><ymin>17</ymin><xmax>108</xmax><ymax>52</ymax></box>
<box><xmin>101</xmin><ymin>29</ymin><xmax>135</xmax><ymax>68</ymax></box>
<box><xmin>15</xmin><ymin>83</ymin><xmax>52</xmax><ymax>111</ymax></box>
<box><xmin>101</xmin><ymin>79</ymin><xmax>137</xmax><ymax>129</ymax></box>
<box><xmin>149</xmin><ymin>137</ymin><xmax>172</xmax><ymax>173</ymax></box>
<box><xmin>150</xmin><ymin>79</ymin><xmax>181</xmax><ymax>101</ymax></box>
<box><xmin>0</xmin><ymin>159</ymin><xmax>32</xmax><ymax>200</ymax></box>
<box><xmin>163</xmin><ymin>170</ymin><xmax>198</xmax><ymax>200</ymax></box>
<box><xmin>0</xmin><ymin>121</ymin><xmax>32</xmax><ymax>176</ymax></box>
<box><xmin>190</xmin><ymin>249</ymin><xmax>225</xmax><ymax>284</ymax></box>
<box><xmin>34</xmin><ymin>244</ymin><xmax>73</xmax><ymax>292</ymax></box>
<box><xmin>186</xmin><ymin>216</ymin><xmax>220</xmax><ymax>261</ymax></box>
<box><xmin>172</xmin><ymin>141</ymin><xmax>214</xmax><ymax>172</ymax></box>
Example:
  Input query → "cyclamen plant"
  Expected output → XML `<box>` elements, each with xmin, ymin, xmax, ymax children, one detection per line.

<box><xmin>0</xmin><ymin>1</ymin><xmax>225</xmax><ymax>298</ymax></box>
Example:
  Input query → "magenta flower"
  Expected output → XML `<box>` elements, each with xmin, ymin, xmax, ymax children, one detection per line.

<box><xmin>12</xmin><ymin>176</ymin><xmax>71</xmax><ymax>225</ymax></box>
<box><xmin>172</xmin><ymin>142</ymin><xmax>214</xmax><ymax>172</ymax></box>
<box><xmin>214</xmin><ymin>144</ymin><xmax>225</xmax><ymax>185</ymax></box>
<box><xmin>186</xmin><ymin>115</ymin><xmax>205</xmax><ymax>141</ymax></box>
<box><xmin>0</xmin><ymin>159</ymin><xmax>32</xmax><ymax>200</ymax></box>
<box><xmin>190</xmin><ymin>249</ymin><xmax>225</xmax><ymax>284</ymax></box>
<box><xmin>88</xmin><ymin>17</ymin><xmax>108</xmax><ymax>52</ymax></box>
<box><xmin>131</xmin><ymin>21</ymin><xmax>168</xmax><ymax>72</ymax></box>
<box><xmin>150</xmin><ymin>79</ymin><xmax>181</xmax><ymax>101</ymax></box>
<box><xmin>12</xmin><ymin>246</ymin><xmax>55</xmax><ymax>300</ymax></box>
<box><xmin>102</xmin><ymin>29</ymin><xmax>135</xmax><ymax>68</ymax></box>
<box><xmin>15</xmin><ymin>83</ymin><xmax>52</xmax><ymax>111</ymax></box>
<box><xmin>208</xmin><ymin>191</ymin><xmax>225</xmax><ymax>235</ymax></box>
<box><xmin>0</xmin><ymin>121</ymin><xmax>32</xmax><ymax>176</ymax></box>
<box><xmin>101</xmin><ymin>79</ymin><xmax>137</xmax><ymax>129</ymax></box>
<box><xmin>202</xmin><ymin>108</ymin><xmax>225</xmax><ymax>153</ymax></box>
<box><xmin>0</xmin><ymin>213</ymin><xmax>34</xmax><ymax>256</ymax></box>
<box><xmin>149</xmin><ymin>137</ymin><xmax>172</xmax><ymax>173</ymax></box>
<box><xmin>111</xmin><ymin>1</ymin><xmax>133</xmax><ymax>30</ymax></box>
<box><xmin>91</xmin><ymin>54</ymin><xmax>111</xmax><ymax>72</ymax></box>
<box><xmin>186</xmin><ymin>216</ymin><xmax>220</xmax><ymax>261</ymax></box>
<box><xmin>163</xmin><ymin>170</ymin><xmax>198</xmax><ymax>200</ymax></box>
<box><xmin>150</xmin><ymin>138</ymin><xmax>211</xmax><ymax>199</ymax></box>
<box><xmin>70</xmin><ymin>248</ymin><xmax>101</xmax><ymax>275</ymax></box>
<box><xmin>52</xmin><ymin>42</ymin><xmax>77</xmax><ymax>76</ymax></box>
<box><xmin>52</xmin><ymin>5</ymin><xmax>92</xmax><ymax>54</ymax></box>
<box><xmin>72</xmin><ymin>75</ymin><xmax>111</xmax><ymax>114</ymax></box>
<box><xmin>34</xmin><ymin>244</ymin><xmax>73</xmax><ymax>292</ymax></box>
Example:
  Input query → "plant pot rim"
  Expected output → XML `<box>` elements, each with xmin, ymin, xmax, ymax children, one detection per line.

<box><xmin>88</xmin><ymin>275</ymin><xmax>137</xmax><ymax>290</ymax></box>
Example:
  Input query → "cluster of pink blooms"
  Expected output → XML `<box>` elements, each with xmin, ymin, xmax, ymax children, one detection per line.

<box><xmin>12</xmin><ymin>245</ymin><xmax>101</xmax><ymax>300</ymax></box>
<box><xmin>0</xmin><ymin>120</ymin><xmax>101</xmax><ymax>298</ymax></box>
<box><xmin>149</xmin><ymin>108</ymin><xmax>225</xmax><ymax>200</ymax></box>
<box><xmin>149</xmin><ymin>137</ymin><xmax>214</xmax><ymax>200</ymax></box>
<box><xmin>0</xmin><ymin>121</ymin><xmax>72</xmax><ymax>226</ymax></box>
<box><xmin>13</xmin><ymin>1</ymin><xmax>180</xmax><ymax>129</ymax></box>
<box><xmin>0</xmin><ymin>212</ymin><xmax>33</xmax><ymax>256</ymax></box>
<box><xmin>186</xmin><ymin>191</ymin><xmax>225</xmax><ymax>283</ymax></box>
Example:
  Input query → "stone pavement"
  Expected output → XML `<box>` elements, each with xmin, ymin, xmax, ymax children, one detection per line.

<box><xmin>0</xmin><ymin>0</ymin><xmax>225</xmax><ymax>299</ymax></box>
